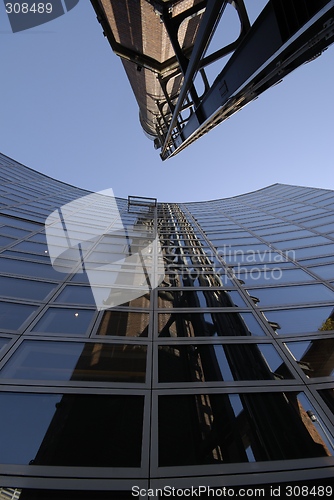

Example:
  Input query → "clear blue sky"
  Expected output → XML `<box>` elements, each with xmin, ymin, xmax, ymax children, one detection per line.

<box><xmin>0</xmin><ymin>1</ymin><xmax>333</xmax><ymax>202</ymax></box>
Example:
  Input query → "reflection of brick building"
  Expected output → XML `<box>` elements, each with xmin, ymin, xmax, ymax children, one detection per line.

<box><xmin>0</xmin><ymin>152</ymin><xmax>334</xmax><ymax>497</ymax></box>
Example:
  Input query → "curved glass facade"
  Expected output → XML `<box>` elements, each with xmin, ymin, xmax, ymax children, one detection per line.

<box><xmin>0</xmin><ymin>152</ymin><xmax>333</xmax><ymax>498</ymax></box>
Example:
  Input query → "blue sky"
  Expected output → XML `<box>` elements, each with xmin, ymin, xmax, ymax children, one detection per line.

<box><xmin>0</xmin><ymin>1</ymin><xmax>333</xmax><ymax>202</ymax></box>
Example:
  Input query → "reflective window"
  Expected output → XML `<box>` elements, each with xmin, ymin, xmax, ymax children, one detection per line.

<box><xmin>308</xmin><ymin>264</ymin><xmax>334</xmax><ymax>280</ymax></box>
<box><xmin>0</xmin><ymin>257</ymin><xmax>66</xmax><ymax>280</ymax></box>
<box><xmin>248</xmin><ymin>284</ymin><xmax>334</xmax><ymax>306</ymax></box>
<box><xmin>294</xmin><ymin>244</ymin><xmax>334</xmax><ymax>259</ymax></box>
<box><xmin>30</xmin><ymin>308</ymin><xmax>95</xmax><ymax>335</ymax></box>
<box><xmin>158</xmin><ymin>312</ymin><xmax>266</xmax><ymax>337</ymax></box>
<box><xmin>236</xmin><ymin>268</ymin><xmax>314</xmax><ymax>286</ymax></box>
<box><xmin>158</xmin><ymin>343</ymin><xmax>293</xmax><ymax>382</ymax></box>
<box><xmin>54</xmin><ymin>286</ymin><xmax>96</xmax><ymax>305</ymax></box>
<box><xmin>0</xmin><ymin>340</ymin><xmax>147</xmax><ymax>382</ymax></box>
<box><xmin>0</xmin><ymin>276</ymin><xmax>57</xmax><ymax>301</ymax></box>
<box><xmin>318</xmin><ymin>389</ymin><xmax>334</xmax><ymax>416</ymax></box>
<box><xmin>0</xmin><ymin>225</ymin><xmax>30</xmax><ymax>237</ymax></box>
<box><xmin>2</xmin><ymin>250</ymin><xmax>53</xmax><ymax>263</ymax></box>
<box><xmin>273</xmin><ymin>236</ymin><xmax>331</xmax><ymax>249</ymax></box>
<box><xmin>11</xmin><ymin>241</ymin><xmax>48</xmax><ymax>254</ymax></box>
<box><xmin>223</xmin><ymin>251</ymin><xmax>288</xmax><ymax>265</ymax></box>
<box><xmin>0</xmin><ymin>235</ymin><xmax>16</xmax><ymax>247</ymax></box>
<box><xmin>97</xmin><ymin>311</ymin><xmax>150</xmax><ymax>337</ymax></box>
<box><xmin>0</xmin><ymin>338</ymin><xmax>9</xmax><ymax>353</ymax></box>
<box><xmin>158</xmin><ymin>289</ymin><xmax>244</xmax><ymax>308</ymax></box>
<box><xmin>0</xmin><ymin>302</ymin><xmax>38</xmax><ymax>330</ymax></box>
<box><xmin>0</xmin><ymin>393</ymin><xmax>144</xmax><ymax>466</ymax></box>
<box><xmin>285</xmin><ymin>339</ymin><xmax>334</xmax><ymax>378</ymax></box>
<box><xmin>158</xmin><ymin>392</ymin><xmax>333</xmax><ymax>466</ymax></box>
<box><xmin>264</xmin><ymin>307</ymin><xmax>334</xmax><ymax>335</ymax></box>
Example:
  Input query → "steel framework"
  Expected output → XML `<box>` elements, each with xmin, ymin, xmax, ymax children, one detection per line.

<box><xmin>91</xmin><ymin>0</ymin><xmax>334</xmax><ymax>160</ymax></box>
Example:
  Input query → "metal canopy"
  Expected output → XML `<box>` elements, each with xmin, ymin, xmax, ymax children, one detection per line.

<box><xmin>91</xmin><ymin>0</ymin><xmax>334</xmax><ymax>160</ymax></box>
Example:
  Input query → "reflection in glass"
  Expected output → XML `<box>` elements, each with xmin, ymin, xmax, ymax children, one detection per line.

<box><xmin>158</xmin><ymin>289</ymin><xmax>244</xmax><ymax>308</ymax></box>
<box><xmin>54</xmin><ymin>286</ymin><xmax>96</xmax><ymax>305</ymax></box>
<box><xmin>97</xmin><ymin>311</ymin><xmax>149</xmax><ymax>337</ymax></box>
<box><xmin>158</xmin><ymin>343</ymin><xmax>293</xmax><ymax>382</ymax></box>
<box><xmin>158</xmin><ymin>392</ymin><xmax>333</xmax><ymax>466</ymax></box>
<box><xmin>286</xmin><ymin>339</ymin><xmax>334</xmax><ymax>378</ymax></box>
<box><xmin>0</xmin><ymin>302</ymin><xmax>38</xmax><ymax>330</ymax></box>
<box><xmin>264</xmin><ymin>307</ymin><xmax>334</xmax><ymax>335</ymax></box>
<box><xmin>31</xmin><ymin>308</ymin><xmax>95</xmax><ymax>335</ymax></box>
<box><xmin>0</xmin><ymin>393</ymin><xmax>144</xmax><ymax>466</ymax></box>
<box><xmin>158</xmin><ymin>312</ymin><xmax>266</xmax><ymax>337</ymax></box>
<box><xmin>0</xmin><ymin>341</ymin><xmax>147</xmax><ymax>382</ymax></box>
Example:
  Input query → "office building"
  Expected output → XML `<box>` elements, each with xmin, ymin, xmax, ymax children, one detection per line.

<box><xmin>0</xmin><ymin>152</ymin><xmax>333</xmax><ymax>497</ymax></box>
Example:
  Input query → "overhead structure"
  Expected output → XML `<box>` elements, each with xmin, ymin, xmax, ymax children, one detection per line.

<box><xmin>90</xmin><ymin>0</ymin><xmax>334</xmax><ymax>159</ymax></box>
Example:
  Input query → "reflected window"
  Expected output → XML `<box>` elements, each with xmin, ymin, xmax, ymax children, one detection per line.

<box><xmin>318</xmin><ymin>389</ymin><xmax>334</xmax><ymax>416</ymax></box>
<box><xmin>97</xmin><ymin>311</ymin><xmax>149</xmax><ymax>337</ymax></box>
<box><xmin>309</xmin><ymin>264</ymin><xmax>334</xmax><ymax>280</ymax></box>
<box><xmin>158</xmin><ymin>312</ymin><xmax>266</xmax><ymax>337</ymax></box>
<box><xmin>0</xmin><ymin>276</ymin><xmax>57</xmax><ymax>301</ymax></box>
<box><xmin>158</xmin><ymin>343</ymin><xmax>293</xmax><ymax>382</ymax></box>
<box><xmin>0</xmin><ymin>393</ymin><xmax>144</xmax><ymax>466</ymax></box>
<box><xmin>285</xmin><ymin>339</ymin><xmax>334</xmax><ymax>378</ymax></box>
<box><xmin>264</xmin><ymin>307</ymin><xmax>334</xmax><ymax>335</ymax></box>
<box><xmin>0</xmin><ymin>340</ymin><xmax>147</xmax><ymax>382</ymax></box>
<box><xmin>247</xmin><ymin>284</ymin><xmax>334</xmax><ymax>306</ymax></box>
<box><xmin>0</xmin><ymin>302</ymin><xmax>38</xmax><ymax>330</ymax></box>
<box><xmin>30</xmin><ymin>308</ymin><xmax>95</xmax><ymax>335</ymax></box>
<box><xmin>158</xmin><ymin>392</ymin><xmax>333</xmax><ymax>466</ymax></box>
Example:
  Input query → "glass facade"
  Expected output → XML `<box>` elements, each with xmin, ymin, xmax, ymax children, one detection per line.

<box><xmin>0</xmin><ymin>153</ymin><xmax>334</xmax><ymax>497</ymax></box>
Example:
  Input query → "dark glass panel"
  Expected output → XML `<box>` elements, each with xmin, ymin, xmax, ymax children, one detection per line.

<box><xmin>318</xmin><ymin>389</ymin><xmax>334</xmax><ymax>416</ymax></box>
<box><xmin>264</xmin><ymin>307</ymin><xmax>334</xmax><ymax>335</ymax></box>
<box><xmin>158</xmin><ymin>290</ymin><xmax>243</xmax><ymax>308</ymax></box>
<box><xmin>12</xmin><ymin>490</ymin><xmax>134</xmax><ymax>500</ymax></box>
<box><xmin>0</xmin><ymin>393</ymin><xmax>144</xmax><ymax>466</ymax></box>
<box><xmin>0</xmin><ymin>257</ymin><xmax>66</xmax><ymax>280</ymax></box>
<box><xmin>11</xmin><ymin>241</ymin><xmax>48</xmax><ymax>254</ymax></box>
<box><xmin>0</xmin><ymin>338</ymin><xmax>9</xmax><ymax>353</ymax></box>
<box><xmin>0</xmin><ymin>225</ymin><xmax>30</xmax><ymax>237</ymax></box>
<box><xmin>54</xmin><ymin>285</ymin><xmax>96</xmax><ymax>305</ymax></box>
<box><xmin>285</xmin><ymin>339</ymin><xmax>334</xmax><ymax>378</ymax></box>
<box><xmin>2</xmin><ymin>250</ymin><xmax>53</xmax><ymax>263</ymax></box>
<box><xmin>0</xmin><ymin>302</ymin><xmax>38</xmax><ymax>330</ymax></box>
<box><xmin>247</xmin><ymin>284</ymin><xmax>334</xmax><ymax>306</ymax></box>
<box><xmin>97</xmin><ymin>311</ymin><xmax>149</xmax><ymax>337</ymax></box>
<box><xmin>158</xmin><ymin>392</ymin><xmax>333</xmax><ymax>466</ymax></box>
<box><xmin>158</xmin><ymin>343</ymin><xmax>293</xmax><ymax>382</ymax></box>
<box><xmin>0</xmin><ymin>276</ymin><xmax>57</xmax><ymax>301</ymax></box>
<box><xmin>31</xmin><ymin>308</ymin><xmax>95</xmax><ymax>335</ymax></box>
<box><xmin>158</xmin><ymin>312</ymin><xmax>266</xmax><ymax>337</ymax></box>
<box><xmin>0</xmin><ymin>340</ymin><xmax>147</xmax><ymax>383</ymax></box>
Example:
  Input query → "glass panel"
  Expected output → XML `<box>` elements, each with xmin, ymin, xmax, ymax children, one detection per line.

<box><xmin>294</xmin><ymin>244</ymin><xmax>334</xmax><ymax>259</ymax></box>
<box><xmin>0</xmin><ymin>340</ymin><xmax>147</xmax><ymax>383</ymax></box>
<box><xmin>236</xmin><ymin>268</ymin><xmax>314</xmax><ymax>285</ymax></box>
<box><xmin>285</xmin><ymin>339</ymin><xmax>334</xmax><ymax>378</ymax></box>
<box><xmin>158</xmin><ymin>392</ymin><xmax>333</xmax><ymax>466</ymax></box>
<box><xmin>0</xmin><ymin>338</ymin><xmax>9</xmax><ymax>353</ymax></box>
<box><xmin>264</xmin><ymin>307</ymin><xmax>334</xmax><ymax>335</ymax></box>
<box><xmin>0</xmin><ymin>276</ymin><xmax>57</xmax><ymax>301</ymax></box>
<box><xmin>309</xmin><ymin>264</ymin><xmax>334</xmax><ymax>280</ymax></box>
<box><xmin>223</xmin><ymin>250</ymin><xmax>288</xmax><ymax>265</ymax></box>
<box><xmin>248</xmin><ymin>284</ymin><xmax>334</xmax><ymax>306</ymax></box>
<box><xmin>0</xmin><ymin>225</ymin><xmax>30</xmax><ymax>237</ymax></box>
<box><xmin>0</xmin><ymin>235</ymin><xmax>16</xmax><ymax>247</ymax></box>
<box><xmin>158</xmin><ymin>343</ymin><xmax>293</xmax><ymax>382</ymax></box>
<box><xmin>11</xmin><ymin>241</ymin><xmax>48</xmax><ymax>254</ymax></box>
<box><xmin>318</xmin><ymin>389</ymin><xmax>334</xmax><ymax>416</ymax></box>
<box><xmin>158</xmin><ymin>312</ymin><xmax>266</xmax><ymax>337</ymax></box>
<box><xmin>97</xmin><ymin>311</ymin><xmax>150</xmax><ymax>337</ymax></box>
<box><xmin>54</xmin><ymin>286</ymin><xmax>96</xmax><ymax>305</ymax></box>
<box><xmin>0</xmin><ymin>257</ymin><xmax>66</xmax><ymax>280</ymax></box>
<box><xmin>0</xmin><ymin>302</ymin><xmax>38</xmax><ymax>330</ymax></box>
<box><xmin>0</xmin><ymin>393</ymin><xmax>144</xmax><ymax>466</ymax></box>
<box><xmin>31</xmin><ymin>308</ymin><xmax>95</xmax><ymax>335</ymax></box>
<box><xmin>158</xmin><ymin>290</ymin><xmax>244</xmax><ymax>308</ymax></box>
